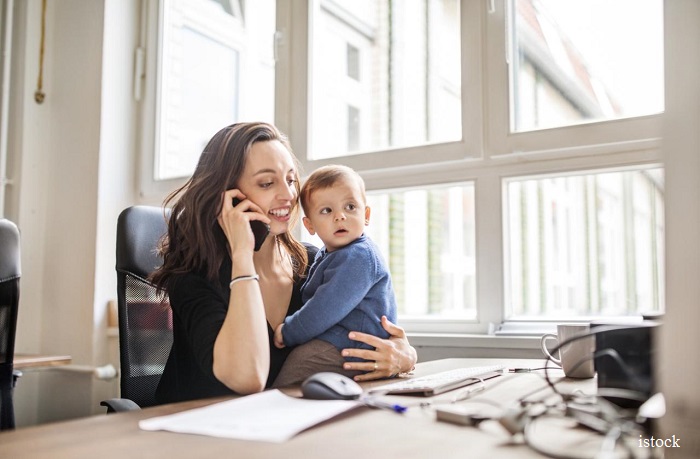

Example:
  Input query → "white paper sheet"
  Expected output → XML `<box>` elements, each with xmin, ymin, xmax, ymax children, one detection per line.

<box><xmin>138</xmin><ymin>390</ymin><xmax>360</xmax><ymax>443</ymax></box>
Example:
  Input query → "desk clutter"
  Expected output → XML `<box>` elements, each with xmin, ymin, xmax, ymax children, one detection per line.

<box><xmin>425</xmin><ymin>323</ymin><xmax>663</xmax><ymax>459</ymax></box>
<box><xmin>138</xmin><ymin>366</ymin><xmax>508</xmax><ymax>443</ymax></box>
<box><xmin>432</xmin><ymin>369</ymin><xmax>663</xmax><ymax>459</ymax></box>
<box><xmin>138</xmin><ymin>357</ymin><xmax>662</xmax><ymax>458</ymax></box>
<box><xmin>2</xmin><ymin>358</ymin><xmax>666</xmax><ymax>459</ymax></box>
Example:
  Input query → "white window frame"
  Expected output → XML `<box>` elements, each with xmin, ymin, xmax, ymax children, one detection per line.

<box><xmin>275</xmin><ymin>0</ymin><xmax>663</xmax><ymax>334</ymax></box>
<box><xmin>138</xmin><ymin>0</ymin><xmax>664</xmax><ymax>334</ymax></box>
<box><xmin>275</xmin><ymin>0</ymin><xmax>485</xmax><ymax>177</ymax></box>
<box><xmin>137</xmin><ymin>0</ymin><xmax>266</xmax><ymax>203</ymax></box>
<box><xmin>486</xmin><ymin>0</ymin><xmax>662</xmax><ymax>157</ymax></box>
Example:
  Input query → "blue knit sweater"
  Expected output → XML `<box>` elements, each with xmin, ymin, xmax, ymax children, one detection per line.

<box><xmin>282</xmin><ymin>234</ymin><xmax>398</xmax><ymax>353</ymax></box>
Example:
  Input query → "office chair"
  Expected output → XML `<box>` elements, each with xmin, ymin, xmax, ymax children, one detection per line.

<box><xmin>101</xmin><ymin>206</ymin><xmax>173</xmax><ymax>413</ymax></box>
<box><xmin>0</xmin><ymin>218</ymin><xmax>21</xmax><ymax>430</ymax></box>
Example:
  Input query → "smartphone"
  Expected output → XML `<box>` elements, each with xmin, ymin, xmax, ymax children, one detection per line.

<box><xmin>232</xmin><ymin>198</ymin><xmax>270</xmax><ymax>251</ymax></box>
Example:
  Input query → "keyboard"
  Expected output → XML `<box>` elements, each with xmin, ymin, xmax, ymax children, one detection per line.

<box><xmin>368</xmin><ymin>365</ymin><xmax>505</xmax><ymax>396</ymax></box>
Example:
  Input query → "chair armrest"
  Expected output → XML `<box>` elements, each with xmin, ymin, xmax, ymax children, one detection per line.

<box><xmin>100</xmin><ymin>398</ymin><xmax>142</xmax><ymax>413</ymax></box>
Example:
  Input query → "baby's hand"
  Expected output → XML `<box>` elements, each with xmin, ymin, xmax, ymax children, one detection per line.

<box><xmin>274</xmin><ymin>323</ymin><xmax>285</xmax><ymax>349</ymax></box>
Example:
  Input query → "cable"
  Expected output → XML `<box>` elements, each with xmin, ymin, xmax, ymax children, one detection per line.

<box><xmin>523</xmin><ymin>414</ymin><xmax>595</xmax><ymax>459</ymax></box>
<box><xmin>523</xmin><ymin>407</ymin><xmax>647</xmax><ymax>459</ymax></box>
<box><xmin>592</xmin><ymin>348</ymin><xmax>648</xmax><ymax>397</ymax></box>
<box><xmin>424</xmin><ymin>358</ymin><xmax>650</xmax><ymax>458</ymax></box>
<box><xmin>542</xmin><ymin>324</ymin><xmax>653</xmax><ymax>405</ymax></box>
<box><xmin>35</xmin><ymin>0</ymin><xmax>47</xmax><ymax>103</ymax></box>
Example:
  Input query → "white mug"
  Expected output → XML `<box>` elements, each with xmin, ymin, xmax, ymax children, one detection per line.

<box><xmin>540</xmin><ymin>324</ymin><xmax>595</xmax><ymax>378</ymax></box>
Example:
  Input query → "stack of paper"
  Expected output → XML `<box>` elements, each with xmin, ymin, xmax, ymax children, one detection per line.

<box><xmin>139</xmin><ymin>390</ymin><xmax>360</xmax><ymax>443</ymax></box>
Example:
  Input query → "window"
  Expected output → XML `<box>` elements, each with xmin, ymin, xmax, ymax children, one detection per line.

<box><xmin>346</xmin><ymin>43</ymin><xmax>360</xmax><ymax>81</ymax></box>
<box><xmin>308</xmin><ymin>0</ymin><xmax>462</xmax><ymax>160</ymax></box>
<box><xmin>139</xmin><ymin>0</ymin><xmax>276</xmax><ymax>197</ymax></box>
<box><xmin>366</xmin><ymin>185</ymin><xmax>476</xmax><ymax>321</ymax></box>
<box><xmin>301</xmin><ymin>183</ymin><xmax>476</xmax><ymax>330</ymax></box>
<box><xmin>505</xmin><ymin>168</ymin><xmax>664</xmax><ymax>319</ymax></box>
<box><xmin>277</xmin><ymin>0</ymin><xmax>664</xmax><ymax>333</ymax></box>
<box><xmin>347</xmin><ymin>105</ymin><xmax>360</xmax><ymax>152</ymax></box>
<box><xmin>156</xmin><ymin>24</ymin><xmax>240</xmax><ymax>180</ymax></box>
<box><xmin>510</xmin><ymin>0</ymin><xmax>664</xmax><ymax>132</ymax></box>
<box><xmin>142</xmin><ymin>0</ymin><xmax>665</xmax><ymax>333</ymax></box>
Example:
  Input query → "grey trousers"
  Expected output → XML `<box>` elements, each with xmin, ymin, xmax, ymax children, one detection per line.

<box><xmin>272</xmin><ymin>339</ymin><xmax>364</xmax><ymax>388</ymax></box>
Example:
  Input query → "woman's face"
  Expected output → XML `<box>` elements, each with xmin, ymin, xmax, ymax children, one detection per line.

<box><xmin>237</xmin><ymin>140</ymin><xmax>299</xmax><ymax>236</ymax></box>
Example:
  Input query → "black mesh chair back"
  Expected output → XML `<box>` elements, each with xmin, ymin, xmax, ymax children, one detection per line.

<box><xmin>0</xmin><ymin>219</ymin><xmax>20</xmax><ymax>430</ymax></box>
<box><xmin>116</xmin><ymin>206</ymin><xmax>173</xmax><ymax>408</ymax></box>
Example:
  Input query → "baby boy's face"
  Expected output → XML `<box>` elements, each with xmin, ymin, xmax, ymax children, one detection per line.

<box><xmin>302</xmin><ymin>178</ymin><xmax>369</xmax><ymax>252</ymax></box>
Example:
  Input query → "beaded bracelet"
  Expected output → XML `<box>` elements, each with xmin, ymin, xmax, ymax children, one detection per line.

<box><xmin>229</xmin><ymin>274</ymin><xmax>260</xmax><ymax>288</ymax></box>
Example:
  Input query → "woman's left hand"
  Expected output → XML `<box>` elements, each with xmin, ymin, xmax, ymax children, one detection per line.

<box><xmin>341</xmin><ymin>316</ymin><xmax>417</xmax><ymax>381</ymax></box>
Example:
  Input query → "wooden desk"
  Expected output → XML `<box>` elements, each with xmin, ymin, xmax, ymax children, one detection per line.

<box><xmin>0</xmin><ymin>358</ymin><xmax>607</xmax><ymax>459</ymax></box>
<box><xmin>13</xmin><ymin>354</ymin><xmax>72</xmax><ymax>370</ymax></box>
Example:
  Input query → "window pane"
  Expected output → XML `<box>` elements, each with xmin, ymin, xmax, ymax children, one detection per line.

<box><xmin>511</xmin><ymin>0</ymin><xmax>664</xmax><ymax>132</ymax></box>
<box><xmin>155</xmin><ymin>0</ymin><xmax>275</xmax><ymax>180</ymax></box>
<box><xmin>346</xmin><ymin>43</ymin><xmax>360</xmax><ymax>81</ymax></box>
<box><xmin>310</xmin><ymin>0</ymin><xmax>462</xmax><ymax>159</ymax></box>
<box><xmin>157</xmin><ymin>27</ymin><xmax>239</xmax><ymax>180</ymax></box>
<box><xmin>303</xmin><ymin>184</ymin><xmax>476</xmax><ymax>319</ymax></box>
<box><xmin>505</xmin><ymin>168</ymin><xmax>664</xmax><ymax>318</ymax></box>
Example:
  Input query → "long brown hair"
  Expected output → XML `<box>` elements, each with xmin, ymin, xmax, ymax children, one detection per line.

<box><xmin>150</xmin><ymin>122</ymin><xmax>308</xmax><ymax>293</ymax></box>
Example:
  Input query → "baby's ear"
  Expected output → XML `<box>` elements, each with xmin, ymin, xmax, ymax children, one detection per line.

<box><xmin>302</xmin><ymin>216</ymin><xmax>315</xmax><ymax>235</ymax></box>
<box><xmin>364</xmin><ymin>206</ymin><xmax>371</xmax><ymax>225</ymax></box>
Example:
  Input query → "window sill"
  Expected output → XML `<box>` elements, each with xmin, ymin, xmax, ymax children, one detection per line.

<box><xmin>407</xmin><ymin>332</ymin><xmax>547</xmax><ymax>361</ymax></box>
<box><xmin>407</xmin><ymin>332</ymin><xmax>542</xmax><ymax>349</ymax></box>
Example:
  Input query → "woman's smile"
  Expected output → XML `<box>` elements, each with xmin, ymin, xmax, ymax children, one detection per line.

<box><xmin>269</xmin><ymin>206</ymin><xmax>291</xmax><ymax>222</ymax></box>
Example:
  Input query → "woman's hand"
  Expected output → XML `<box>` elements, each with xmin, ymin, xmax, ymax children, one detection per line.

<box><xmin>214</xmin><ymin>190</ymin><xmax>271</xmax><ymax>394</ymax></box>
<box><xmin>217</xmin><ymin>190</ymin><xmax>271</xmax><ymax>257</ymax></box>
<box><xmin>341</xmin><ymin>316</ymin><xmax>417</xmax><ymax>381</ymax></box>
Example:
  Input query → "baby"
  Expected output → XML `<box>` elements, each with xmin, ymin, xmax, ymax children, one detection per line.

<box><xmin>272</xmin><ymin>164</ymin><xmax>398</xmax><ymax>386</ymax></box>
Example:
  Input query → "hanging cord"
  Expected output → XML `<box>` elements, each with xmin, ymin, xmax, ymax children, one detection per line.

<box><xmin>35</xmin><ymin>0</ymin><xmax>47</xmax><ymax>104</ymax></box>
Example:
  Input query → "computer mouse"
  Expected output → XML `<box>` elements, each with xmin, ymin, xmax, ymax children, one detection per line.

<box><xmin>301</xmin><ymin>372</ymin><xmax>363</xmax><ymax>400</ymax></box>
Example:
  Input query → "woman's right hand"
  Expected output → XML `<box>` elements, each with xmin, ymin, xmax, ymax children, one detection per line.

<box><xmin>214</xmin><ymin>189</ymin><xmax>271</xmax><ymax>394</ymax></box>
<box><xmin>218</xmin><ymin>190</ymin><xmax>271</xmax><ymax>257</ymax></box>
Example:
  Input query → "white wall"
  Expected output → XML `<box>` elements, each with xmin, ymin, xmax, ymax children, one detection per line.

<box><xmin>5</xmin><ymin>0</ymin><xmax>138</xmax><ymax>426</ymax></box>
<box><xmin>5</xmin><ymin>0</ymin><xmax>47</xmax><ymax>425</ymax></box>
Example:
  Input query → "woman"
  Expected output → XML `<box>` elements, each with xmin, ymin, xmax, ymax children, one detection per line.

<box><xmin>151</xmin><ymin>122</ymin><xmax>416</xmax><ymax>403</ymax></box>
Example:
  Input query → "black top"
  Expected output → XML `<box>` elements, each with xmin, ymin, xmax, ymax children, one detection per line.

<box><xmin>156</xmin><ymin>244</ymin><xmax>318</xmax><ymax>404</ymax></box>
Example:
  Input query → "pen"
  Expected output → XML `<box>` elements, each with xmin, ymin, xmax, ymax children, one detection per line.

<box><xmin>362</xmin><ymin>397</ymin><xmax>408</xmax><ymax>414</ymax></box>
